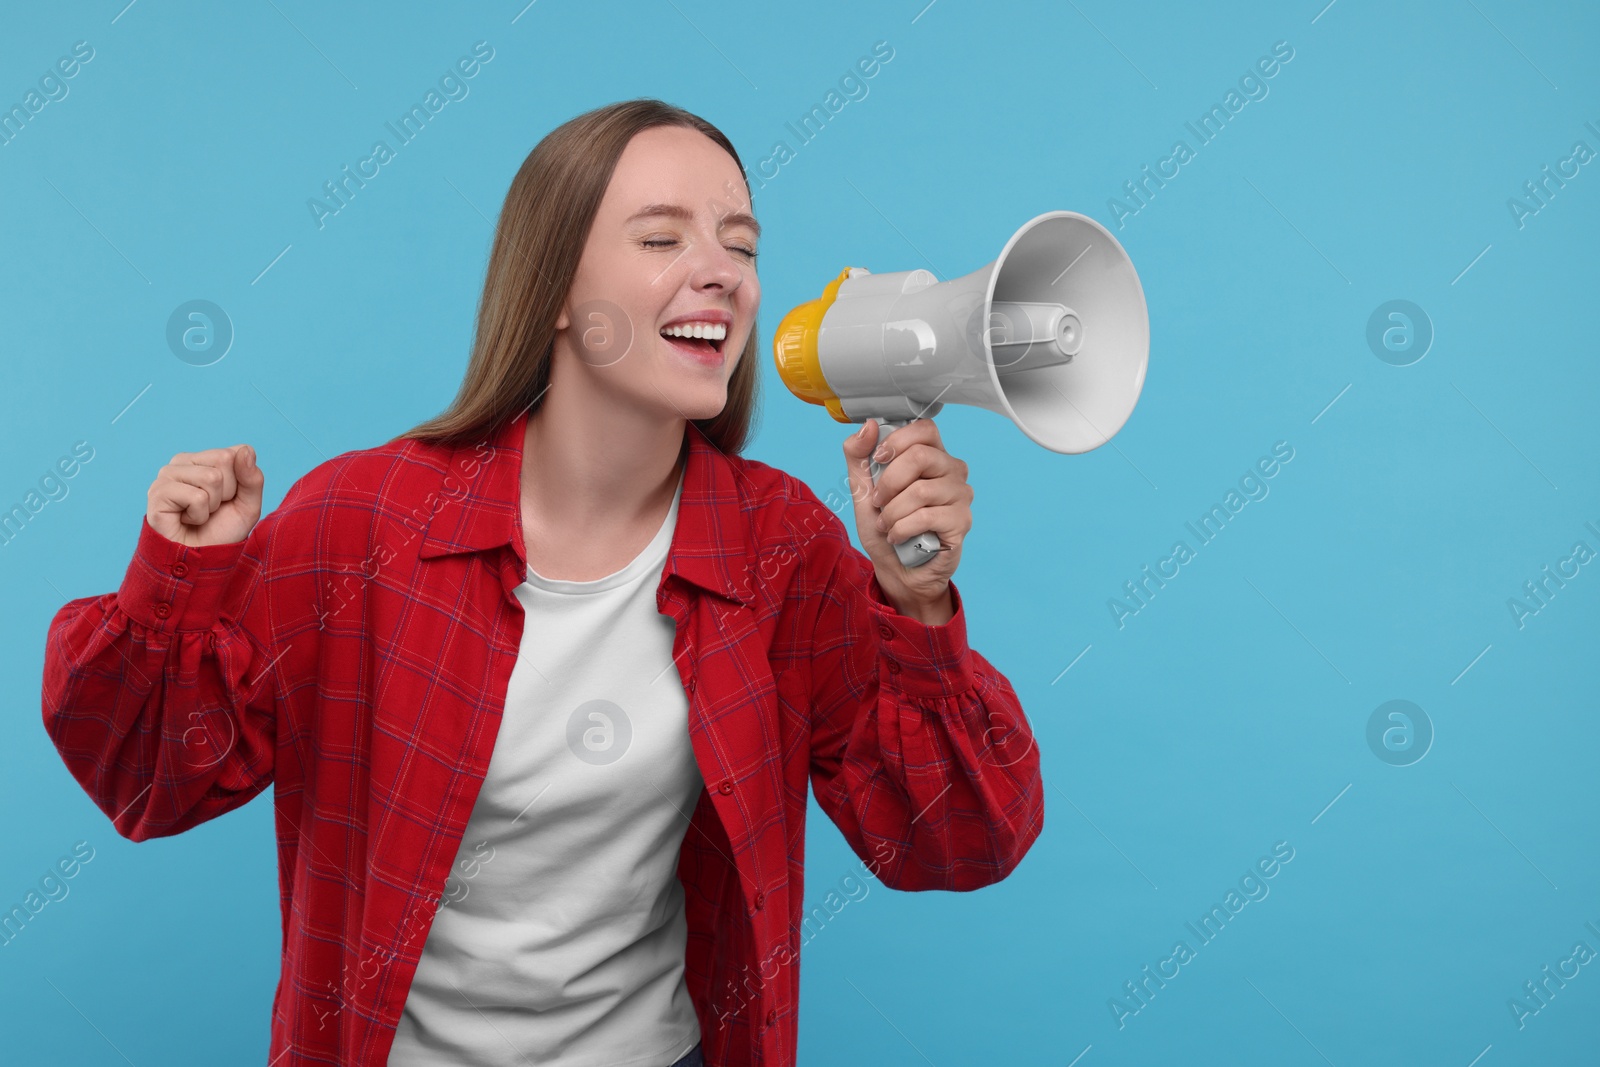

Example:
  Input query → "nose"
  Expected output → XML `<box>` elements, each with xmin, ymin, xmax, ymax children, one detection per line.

<box><xmin>682</xmin><ymin>230</ymin><xmax>747</xmax><ymax>293</ymax></box>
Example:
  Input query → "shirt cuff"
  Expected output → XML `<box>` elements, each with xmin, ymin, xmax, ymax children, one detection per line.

<box><xmin>116</xmin><ymin>516</ymin><xmax>247</xmax><ymax>633</ymax></box>
<box><xmin>865</xmin><ymin>574</ymin><xmax>977</xmax><ymax>700</ymax></box>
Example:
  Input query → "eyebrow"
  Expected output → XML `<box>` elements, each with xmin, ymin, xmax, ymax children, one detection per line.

<box><xmin>626</xmin><ymin>202</ymin><xmax>761</xmax><ymax>239</ymax></box>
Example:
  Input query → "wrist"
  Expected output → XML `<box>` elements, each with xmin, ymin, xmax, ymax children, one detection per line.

<box><xmin>867</xmin><ymin>575</ymin><xmax>976</xmax><ymax>697</ymax></box>
<box><xmin>886</xmin><ymin>585</ymin><xmax>954</xmax><ymax>626</ymax></box>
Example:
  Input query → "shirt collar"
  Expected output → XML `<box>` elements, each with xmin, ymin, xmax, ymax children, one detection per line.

<box><xmin>418</xmin><ymin>407</ymin><xmax>752</xmax><ymax>607</ymax></box>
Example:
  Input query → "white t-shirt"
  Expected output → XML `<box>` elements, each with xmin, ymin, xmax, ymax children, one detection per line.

<box><xmin>388</xmin><ymin>466</ymin><xmax>701</xmax><ymax>1067</ymax></box>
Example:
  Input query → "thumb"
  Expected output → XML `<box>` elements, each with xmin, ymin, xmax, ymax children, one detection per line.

<box><xmin>233</xmin><ymin>444</ymin><xmax>265</xmax><ymax>507</ymax></box>
<box><xmin>841</xmin><ymin>421</ymin><xmax>888</xmax><ymax>552</ymax></box>
<box><xmin>841</xmin><ymin>420</ymin><xmax>882</xmax><ymax>507</ymax></box>
<box><xmin>842</xmin><ymin>419</ymin><xmax>879</xmax><ymax>462</ymax></box>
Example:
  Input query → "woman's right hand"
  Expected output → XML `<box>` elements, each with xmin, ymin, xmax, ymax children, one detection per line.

<box><xmin>146</xmin><ymin>444</ymin><xmax>265</xmax><ymax>547</ymax></box>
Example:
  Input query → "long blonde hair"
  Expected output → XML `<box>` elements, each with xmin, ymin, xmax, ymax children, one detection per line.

<box><xmin>397</xmin><ymin>98</ymin><xmax>760</xmax><ymax>453</ymax></box>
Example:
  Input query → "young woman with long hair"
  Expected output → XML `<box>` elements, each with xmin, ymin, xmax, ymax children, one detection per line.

<box><xmin>42</xmin><ymin>98</ymin><xmax>1044</xmax><ymax>1067</ymax></box>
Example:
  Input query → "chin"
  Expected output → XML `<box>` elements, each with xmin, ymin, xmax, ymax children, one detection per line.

<box><xmin>649</xmin><ymin>382</ymin><xmax>727</xmax><ymax>423</ymax></box>
<box><xmin>681</xmin><ymin>399</ymin><xmax>729</xmax><ymax>422</ymax></box>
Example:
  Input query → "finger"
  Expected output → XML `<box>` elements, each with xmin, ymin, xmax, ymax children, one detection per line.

<box><xmin>875</xmin><ymin>473</ymin><xmax>962</xmax><ymax>529</ymax></box>
<box><xmin>170</xmin><ymin>448</ymin><xmax>240</xmax><ymax>503</ymax></box>
<box><xmin>869</xmin><ymin>442</ymin><xmax>961</xmax><ymax>510</ymax></box>
<box><xmin>872</xmin><ymin>417</ymin><xmax>943</xmax><ymax>467</ymax></box>
<box><xmin>883</xmin><ymin>502</ymin><xmax>969</xmax><ymax>551</ymax></box>
<box><xmin>230</xmin><ymin>444</ymin><xmax>264</xmax><ymax>512</ymax></box>
<box><xmin>154</xmin><ymin>482</ymin><xmax>213</xmax><ymax>526</ymax></box>
<box><xmin>169</xmin><ymin>446</ymin><xmax>245</xmax><ymax>471</ymax></box>
<box><xmin>160</xmin><ymin>463</ymin><xmax>229</xmax><ymax>516</ymax></box>
<box><xmin>841</xmin><ymin>419</ymin><xmax>880</xmax><ymax>466</ymax></box>
<box><xmin>876</xmin><ymin>476</ymin><xmax>971</xmax><ymax>536</ymax></box>
<box><xmin>842</xmin><ymin>423</ymin><xmax>902</xmax><ymax>562</ymax></box>
<box><xmin>841</xmin><ymin>421</ymin><xmax>882</xmax><ymax>510</ymax></box>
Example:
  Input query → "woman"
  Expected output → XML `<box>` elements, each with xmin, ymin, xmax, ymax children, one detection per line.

<box><xmin>41</xmin><ymin>99</ymin><xmax>1044</xmax><ymax>1067</ymax></box>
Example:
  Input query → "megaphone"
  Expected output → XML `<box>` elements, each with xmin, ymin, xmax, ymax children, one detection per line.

<box><xmin>773</xmin><ymin>210</ymin><xmax>1150</xmax><ymax>569</ymax></box>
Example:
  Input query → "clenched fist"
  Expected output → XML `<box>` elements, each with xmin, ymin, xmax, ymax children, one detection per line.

<box><xmin>146</xmin><ymin>445</ymin><xmax>264</xmax><ymax>548</ymax></box>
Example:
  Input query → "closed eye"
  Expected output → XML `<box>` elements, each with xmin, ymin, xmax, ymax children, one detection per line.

<box><xmin>642</xmin><ymin>238</ymin><xmax>758</xmax><ymax>260</ymax></box>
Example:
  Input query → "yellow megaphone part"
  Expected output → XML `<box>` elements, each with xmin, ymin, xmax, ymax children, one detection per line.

<box><xmin>771</xmin><ymin>266</ymin><xmax>855</xmax><ymax>424</ymax></box>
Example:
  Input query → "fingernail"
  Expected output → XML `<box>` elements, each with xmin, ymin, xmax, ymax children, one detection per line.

<box><xmin>873</xmin><ymin>446</ymin><xmax>890</xmax><ymax>461</ymax></box>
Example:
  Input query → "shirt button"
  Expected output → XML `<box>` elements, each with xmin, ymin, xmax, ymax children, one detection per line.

<box><xmin>878</xmin><ymin>623</ymin><xmax>894</xmax><ymax>640</ymax></box>
<box><xmin>718</xmin><ymin>779</ymin><xmax>734</xmax><ymax>795</ymax></box>
<box><xmin>885</xmin><ymin>659</ymin><xmax>901</xmax><ymax>674</ymax></box>
<box><xmin>153</xmin><ymin>602</ymin><xmax>171</xmax><ymax>620</ymax></box>
<box><xmin>765</xmin><ymin>1009</ymin><xmax>777</xmax><ymax>1026</ymax></box>
<box><xmin>171</xmin><ymin>561</ymin><xmax>188</xmax><ymax>578</ymax></box>
<box><xmin>753</xmin><ymin>890</ymin><xmax>765</xmax><ymax>909</ymax></box>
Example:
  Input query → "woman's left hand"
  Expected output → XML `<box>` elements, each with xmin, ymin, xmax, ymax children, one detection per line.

<box><xmin>841</xmin><ymin>418</ymin><xmax>972</xmax><ymax>625</ymax></box>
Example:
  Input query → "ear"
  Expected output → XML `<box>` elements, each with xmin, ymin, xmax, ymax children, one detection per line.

<box><xmin>554</xmin><ymin>302</ymin><xmax>570</xmax><ymax>331</ymax></box>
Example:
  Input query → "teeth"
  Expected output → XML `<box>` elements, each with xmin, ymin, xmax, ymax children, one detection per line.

<box><xmin>661</xmin><ymin>322</ymin><xmax>727</xmax><ymax>341</ymax></box>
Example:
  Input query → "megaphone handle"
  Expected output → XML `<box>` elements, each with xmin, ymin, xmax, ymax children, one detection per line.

<box><xmin>866</xmin><ymin>417</ymin><xmax>944</xmax><ymax>570</ymax></box>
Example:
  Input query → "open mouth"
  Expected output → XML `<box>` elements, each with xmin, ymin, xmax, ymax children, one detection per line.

<box><xmin>659</xmin><ymin>322</ymin><xmax>728</xmax><ymax>359</ymax></box>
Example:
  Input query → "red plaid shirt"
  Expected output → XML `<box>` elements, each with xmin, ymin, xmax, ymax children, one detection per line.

<box><xmin>41</xmin><ymin>408</ymin><xmax>1044</xmax><ymax>1066</ymax></box>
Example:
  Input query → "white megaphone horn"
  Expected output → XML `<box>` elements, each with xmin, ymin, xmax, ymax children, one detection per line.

<box><xmin>773</xmin><ymin>210</ymin><xmax>1150</xmax><ymax>569</ymax></box>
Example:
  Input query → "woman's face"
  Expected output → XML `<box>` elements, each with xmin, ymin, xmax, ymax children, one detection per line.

<box><xmin>554</xmin><ymin>125</ymin><xmax>760</xmax><ymax>424</ymax></box>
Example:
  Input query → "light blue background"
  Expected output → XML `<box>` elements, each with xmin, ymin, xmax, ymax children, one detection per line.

<box><xmin>4</xmin><ymin>1</ymin><xmax>1598</xmax><ymax>1063</ymax></box>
